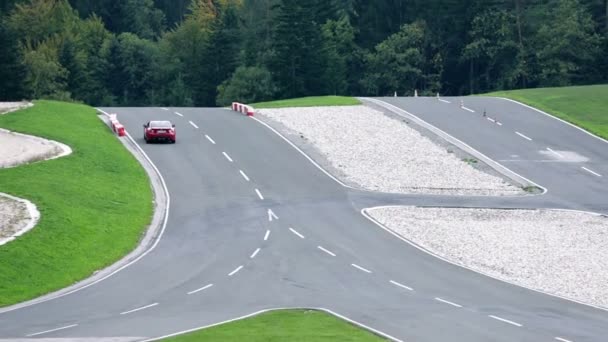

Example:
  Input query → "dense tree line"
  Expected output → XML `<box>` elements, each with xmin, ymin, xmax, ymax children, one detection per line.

<box><xmin>0</xmin><ymin>0</ymin><xmax>606</xmax><ymax>106</ymax></box>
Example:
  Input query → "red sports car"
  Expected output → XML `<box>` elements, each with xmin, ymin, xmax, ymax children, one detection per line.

<box><xmin>144</xmin><ymin>120</ymin><xmax>176</xmax><ymax>143</ymax></box>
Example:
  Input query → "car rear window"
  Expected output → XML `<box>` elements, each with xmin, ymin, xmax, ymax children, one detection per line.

<box><xmin>150</xmin><ymin>121</ymin><xmax>172</xmax><ymax>128</ymax></box>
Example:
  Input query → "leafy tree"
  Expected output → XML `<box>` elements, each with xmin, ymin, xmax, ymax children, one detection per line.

<box><xmin>321</xmin><ymin>16</ymin><xmax>356</xmax><ymax>95</ymax></box>
<box><xmin>22</xmin><ymin>37</ymin><xmax>70</xmax><ymax>99</ymax></box>
<box><xmin>0</xmin><ymin>18</ymin><xmax>26</xmax><ymax>99</ymax></box>
<box><xmin>216</xmin><ymin>66</ymin><xmax>276</xmax><ymax>105</ymax></box>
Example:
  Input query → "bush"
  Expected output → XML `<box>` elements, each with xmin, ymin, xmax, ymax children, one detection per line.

<box><xmin>216</xmin><ymin>66</ymin><xmax>277</xmax><ymax>106</ymax></box>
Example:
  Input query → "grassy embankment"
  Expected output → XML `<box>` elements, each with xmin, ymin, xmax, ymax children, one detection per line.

<box><xmin>164</xmin><ymin>310</ymin><xmax>385</xmax><ymax>341</ymax></box>
<box><xmin>253</xmin><ymin>96</ymin><xmax>361</xmax><ymax>108</ymax></box>
<box><xmin>0</xmin><ymin>100</ymin><xmax>152</xmax><ymax>307</ymax></box>
<box><xmin>486</xmin><ymin>84</ymin><xmax>608</xmax><ymax>140</ymax></box>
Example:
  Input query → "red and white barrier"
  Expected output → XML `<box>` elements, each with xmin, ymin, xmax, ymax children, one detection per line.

<box><xmin>102</xmin><ymin>112</ymin><xmax>127</xmax><ymax>137</ymax></box>
<box><xmin>231</xmin><ymin>102</ymin><xmax>254</xmax><ymax>117</ymax></box>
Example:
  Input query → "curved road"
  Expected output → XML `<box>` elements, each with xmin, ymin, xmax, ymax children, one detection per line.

<box><xmin>0</xmin><ymin>98</ymin><xmax>607</xmax><ymax>341</ymax></box>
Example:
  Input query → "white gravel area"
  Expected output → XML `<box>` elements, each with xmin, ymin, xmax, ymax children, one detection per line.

<box><xmin>259</xmin><ymin>106</ymin><xmax>522</xmax><ymax>195</ymax></box>
<box><xmin>0</xmin><ymin>128</ymin><xmax>71</xmax><ymax>168</ymax></box>
<box><xmin>368</xmin><ymin>206</ymin><xmax>608</xmax><ymax>308</ymax></box>
<box><xmin>0</xmin><ymin>102</ymin><xmax>32</xmax><ymax>114</ymax></box>
<box><xmin>0</xmin><ymin>193</ymin><xmax>39</xmax><ymax>246</ymax></box>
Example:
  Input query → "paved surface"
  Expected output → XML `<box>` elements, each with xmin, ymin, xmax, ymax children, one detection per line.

<box><xmin>0</xmin><ymin>98</ymin><xmax>607</xmax><ymax>342</ymax></box>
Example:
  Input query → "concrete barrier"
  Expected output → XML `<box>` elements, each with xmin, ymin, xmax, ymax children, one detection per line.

<box><xmin>231</xmin><ymin>102</ymin><xmax>255</xmax><ymax>117</ymax></box>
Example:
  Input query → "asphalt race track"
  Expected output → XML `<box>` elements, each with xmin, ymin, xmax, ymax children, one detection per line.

<box><xmin>0</xmin><ymin>98</ymin><xmax>607</xmax><ymax>342</ymax></box>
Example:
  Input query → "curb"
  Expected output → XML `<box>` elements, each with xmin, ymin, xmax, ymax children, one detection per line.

<box><xmin>0</xmin><ymin>113</ymin><xmax>169</xmax><ymax>314</ymax></box>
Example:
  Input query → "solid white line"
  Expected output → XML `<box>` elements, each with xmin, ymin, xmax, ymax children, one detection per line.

<box><xmin>434</xmin><ymin>297</ymin><xmax>463</xmax><ymax>308</ymax></box>
<box><xmin>555</xmin><ymin>337</ymin><xmax>573</xmax><ymax>342</ymax></box>
<box><xmin>228</xmin><ymin>265</ymin><xmax>243</xmax><ymax>276</ymax></box>
<box><xmin>488</xmin><ymin>315</ymin><xmax>522</xmax><ymax>327</ymax></box>
<box><xmin>161</xmin><ymin>108</ymin><xmax>169</xmax><ymax>111</ymax></box>
<box><xmin>438</xmin><ymin>99</ymin><xmax>451</xmax><ymax>103</ymax></box>
<box><xmin>174</xmin><ymin>111</ymin><xmax>183</xmax><ymax>117</ymax></box>
<box><xmin>120</xmin><ymin>303</ymin><xmax>159</xmax><ymax>315</ymax></box>
<box><xmin>222</xmin><ymin>152</ymin><xmax>233</xmax><ymax>162</ymax></box>
<box><xmin>515</xmin><ymin>131</ymin><xmax>532</xmax><ymax>141</ymax></box>
<box><xmin>255</xmin><ymin>189</ymin><xmax>264</xmax><ymax>200</ymax></box>
<box><xmin>205</xmin><ymin>135</ymin><xmax>216</xmax><ymax>144</ymax></box>
<box><xmin>547</xmin><ymin>148</ymin><xmax>564</xmax><ymax>158</ymax></box>
<box><xmin>187</xmin><ymin>284</ymin><xmax>213</xmax><ymax>295</ymax></box>
<box><xmin>264</xmin><ymin>230</ymin><xmax>270</xmax><ymax>241</ymax></box>
<box><xmin>486</xmin><ymin>117</ymin><xmax>495</xmax><ymax>123</ymax></box>
<box><xmin>26</xmin><ymin>324</ymin><xmax>78</xmax><ymax>337</ymax></box>
<box><xmin>351</xmin><ymin>263</ymin><xmax>372</xmax><ymax>273</ymax></box>
<box><xmin>462</xmin><ymin>106</ymin><xmax>475</xmax><ymax>113</ymax></box>
<box><xmin>250</xmin><ymin>248</ymin><xmax>261</xmax><ymax>259</ymax></box>
<box><xmin>289</xmin><ymin>227</ymin><xmax>305</xmax><ymax>239</ymax></box>
<box><xmin>317</xmin><ymin>246</ymin><xmax>336</xmax><ymax>257</ymax></box>
<box><xmin>582</xmin><ymin>166</ymin><xmax>602</xmax><ymax>177</ymax></box>
<box><xmin>188</xmin><ymin>121</ymin><xmax>198</xmax><ymax>129</ymax></box>
<box><xmin>389</xmin><ymin>280</ymin><xmax>413</xmax><ymax>291</ymax></box>
<box><xmin>239</xmin><ymin>170</ymin><xmax>250</xmax><ymax>181</ymax></box>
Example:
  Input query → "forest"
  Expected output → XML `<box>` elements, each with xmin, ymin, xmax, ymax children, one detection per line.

<box><xmin>0</xmin><ymin>0</ymin><xmax>606</xmax><ymax>107</ymax></box>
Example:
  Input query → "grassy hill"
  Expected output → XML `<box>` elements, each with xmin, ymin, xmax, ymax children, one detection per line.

<box><xmin>485</xmin><ymin>85</ymin><xmax>608</xmax><ymax>140</ymax></box>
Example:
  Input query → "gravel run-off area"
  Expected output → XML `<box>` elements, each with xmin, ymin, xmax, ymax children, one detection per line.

<box><xmin>368</xmin><ymin>206</ymin><xmax>608</xmax><ymax>308</ymax></box>
<box><xmin>258</xmin><ymin>106</ymin><xmax>522</xmax><ymax>196</ymax></box>
<box><xmin>0</xmin><ymin>102</ymin><xmax>67</xmax><ymax>246</ymax></box>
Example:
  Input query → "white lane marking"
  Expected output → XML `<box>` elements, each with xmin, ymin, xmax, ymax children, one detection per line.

<box><xmin>582</xmin><ymin>166</ymin><xmax>602</xmax><ymax>177</ymax></box>
<box><xmin>289</xmin><ymin>227</ymin><xmax>305</xmax><ymax>239</ymax></box>
<box><xmin>496</xmin><ymin>122</ymin><xmax>503</xmax><ymax>126</ymax></box>
<box><xmin>120</xmin><ymin>303</ymin><xmax>159</xmax><ymax>315</ymax></box>
<box><xmin>26</xmin><ymin>324</ymin><xmax>78</xmax><ymax>337</ymax></box>
<box><xmin>389</xmin><ymin>280</ymin><xmax>413</xmax><ymax>291</ymax></box>
<box><xmin>462</xmin><ymin>106</ymin><xmax>475</xmax><ymax>113</ymax></box>
<box><xmin>174</xmin><ymin>111</ymin><xmax>183</xmax><ymax>117</ymax></box>
<box><xmin>187</xmin><ymin>283</ymin><xmax>213</xmax><ymax>295</ymax></box>
<box><xmin>250</xmin><ymin>248</ymin><xmax>261</xmax><ymax>259</ymax></box>
<box><xmin>255</xmin><ymin>189</ymin><xmax>264</xmax><ymax>200</ymax></box>
<box><xmin>188</xmin><ymin>121</ymin><xmax>198</xmax><ymax>129</ymax></box>
<box><xmin>263</xmin><ymin>230</ymin><xmax>270</xmax><ymax>241</ymax></box>
<box><xmin>228</xmin><ymin>265</ymin><xmax>243</xmax><ymax>276</ymax></box>
<box><xmin>161</xmin><ymin>108</ymin><xmax>169</xmax><ymax>111</ymax></box>
<box><xmin>317</xmin><ymin>246</ymin><xmax>336</xmax><ymax>257</ymax></box>
<box><xmin>434</xmin><ymin>297</ymin><xmax>463</xmax><ymax>308</ymax></box>
<box><xmin>222</xmin><ymin>152</ymin><xmax>233</xmax><ymax>162</ymax></box>
<box><xmin>555</xmin><ymin>337</ymin><xmax>574</xmax><ymax>342</ymax></box>
<box><xmin>267</xmin><ymin>208</ymin><xmax>278</xmax><ymax>222</ymax></box>
<box><xmin>438</xmin><ymin>99</ymin><xmax>451</xmax><ymax>103</ymax></box>
<box><xmin>488</xmin><ymin>315</ymin><xmax>522</xmax><ymax>327</ymax></box>
<box><xmin>515</xmin><ymin>131</ymin><xmax>532</xmax><ymax>141</ymax></box>
<box><xmin>547</xmin><ymin>147</ymin><xmax>564</xmax><ymax>158</ymax></box>
<box><xmin>239</xmin><ymin>170</ymin><xmax>250</xmax><ymax>181</ymax></box>
<box><xmin>486</xmin><ymin>117</ymin><xmax>495</xmax><ymax>123</ymax></box>
<box><xmin>351</xmin><ymin>263</ymin><xmax>372</xmax><ymax>274</ymax></box>
<box><xmin>205</xmin><ymin>135</ymin><xmax>216</xmax><ymax>144</ymax></box>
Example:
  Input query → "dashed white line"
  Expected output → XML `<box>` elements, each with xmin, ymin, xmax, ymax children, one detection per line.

<box><xmin>255</xmin><ymin>189</ymin><xmax>264</xmax><ymax>200</ymax></box>
<box><xmin>187</xmin><ymin>283</ymin><xmax>213</xmax><ymax>295</ymax></box>
<box><xmin>582</xmin><ymin>166</ymin><xmax>602</xmax><ymax>177</ymax></box>
<box><xmin>205</xmin><ymin>135</ymin><xmax>216</xmax><ymax>144</ymax></box>
<box><xmin>438</xmin><ymin>99</ymin><xmax>451</xmax><ymax>103</ymax></box>
<box><xmin>434</xmin><ymin>297</ymin><xmax>463</xmax><ymax>308</ymax></box>
<box><xmin>120</xmin><ymin>303</ymin><xmax>159</xmax><ymax>315</ymax></box>
<box><xmin>222</xmin><ymin>152</ymin><xmax>233</xmax><ymax>162</ymax></box>
<box><xmin>389</xmin><ymin>280</ymin><xmax>413</xmax><ymax>291</ymax></box>
<box><xmin>239</xmin><ymin>170</ymin><xmax>250</xmax><ymax>181</ymax></box>
<box><xmin>250</xmin><ymin>248</ymin><xmax>261</xmax><ymax>259</ymax></box>
<box><xmin>547</xmin><ymin>147</ymin><xmax>564</xmax><ymax>158</ymax></box>
<box><xmin>496</xmin><ymin>122</ymin><xmax>503</xmax><ymax>126</ymax></box>
<box><xmin>174</xmin><ymin>111</ymin><xmax>183</xmax><ymax>117</ymax></box>
<box><xmin>488</xmin><ymin>315</ymin><xmax>523</xmax><ymax>327</ymax></box>
<box><xmin>515</xmin><ymin>131</ymin><xmax>533</xmax><ymax>141</ymax></box>
<box><xmin>263</xmin><ymin>230</ymin><xmax>270</xmax><ymax>241</ymax></box>
<box><xmin>26</xmin><ymin>324</ymin><xmax>78</xmax><ymax>337</ymax></box>
<box><xmin>161</xmin><ymin>108</ymin><xmax>169</xmax><ymax>111</ymax></box>
<box><xmin>351</xmin><ymin>263</ymin><xmax>372</xmax><ymax>274</ymax></box>
<box><xmin>555</xmin><ymin>337</ymin><xmax>574</xmax><ymax>342</ymax></box>
<box><xmin>188</xmin><ymin>121</ymin><xmax>198</xmax><ymax>129</ymax></box>
<box><xmin>487</xmin><ymin>117</ymin><xmax>496</xmax><ymax>123</ymax></box>
<box><xmin>228</xmin><ymin>265</ymin><xmax>243</xmax><ymax>276</ymax></box>
<box><xmin>462</xmin><ymin>106</ymin><xmax>475</xmax><ymax>113</ymax></box>
<box><xmin>317</xmin><ymin>246</ymin><xmax>336</xmax><ymax>257</ymax></box>
<box><xmin>289</xmin><ymin>227</ymin><xmax>305</xmax><ymax>239</ymax></box>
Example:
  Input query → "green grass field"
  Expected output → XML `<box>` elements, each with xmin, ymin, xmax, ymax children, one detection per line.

<box><xmin>164</xmin><ymin>310</ymin><xmax>385</xmax><ymax>341</ymax></box>
<box><xmin>253</xmin><ymin>96</ymin><xmax>361</xmax><ymax>108</ymax></box>
<box><xmin>0</xmin><ymin>101</ymin><xmax>152</xmax><ymax>307</ymax></box>
<box><xmin>486</xmin><ymin>84</ymin><xmax>608</xmax><ymax>140</ymax></box>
